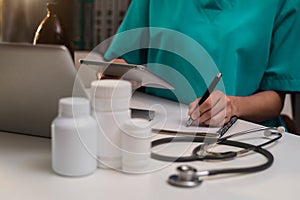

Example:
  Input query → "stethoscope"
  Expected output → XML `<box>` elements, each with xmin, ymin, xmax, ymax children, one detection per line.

<box><xmin>151</xmin><ymin>126</ymin><xmax>284</xmax><ymax>188</ymax></box>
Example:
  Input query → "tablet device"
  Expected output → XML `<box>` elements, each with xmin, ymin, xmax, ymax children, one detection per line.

<box><xmin>79</xmin><ymin>60</ymin><xmax>175</xmax><ymax>90</ymax></box>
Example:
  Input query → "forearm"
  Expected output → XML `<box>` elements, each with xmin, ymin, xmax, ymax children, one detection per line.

<box><xmin>230</xmin><ymin>91</ymin><xmax>285</xmax><ymax>122</ymax></box>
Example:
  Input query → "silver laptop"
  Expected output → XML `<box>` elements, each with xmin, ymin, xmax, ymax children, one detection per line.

<box><xmin>0</xmin><ymin>42</ymin><xmax>85</xmax><ymax>137</ymax></box>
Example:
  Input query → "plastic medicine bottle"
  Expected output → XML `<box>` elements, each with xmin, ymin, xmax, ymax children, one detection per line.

<box><xmin>91</xmin><ymin>80</ymin><xmax>131</xmax><ymax>170</ymax></box>
<box><xmin>51</xmin><ymin>97</ymin><xmax>98</xmax><ymax>177</ymax></box>
<box><xmin>121</xmin><ymin>118</ymin><xmax>152</xmax><ymax>174</ymax></box>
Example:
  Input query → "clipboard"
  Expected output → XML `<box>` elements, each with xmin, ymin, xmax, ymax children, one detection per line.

<box><xmin>152</xmin><ymin>128</ymin><xmax>220</xmax><ymax>138</ymax></box>
<box><xmin>79</xmin><ymin>60</ymin><xmax>175</xmax><ymax>90</ymax></box>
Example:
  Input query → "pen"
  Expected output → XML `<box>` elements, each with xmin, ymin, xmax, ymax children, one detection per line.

<box><xmin>217</xmin><ymin>115</ymin><xmax>238</xmax><ymax>138</ymax></box>
<box><xmin>186</xmin><ymin>73</ymin><xmax>222</xmax><ymax>127</ymax></box>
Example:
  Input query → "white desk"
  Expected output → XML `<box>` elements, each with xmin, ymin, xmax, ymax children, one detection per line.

<box><xmin>1</xmin><ymin>93</ymin><xmax>300</xmax><ymax>200</ymax></box>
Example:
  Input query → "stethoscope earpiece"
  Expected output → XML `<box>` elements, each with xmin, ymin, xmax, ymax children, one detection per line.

<box><xmin>168</xmin><ymin>165</ymin><xmax>203</xmax><ymax>188</ymax></box>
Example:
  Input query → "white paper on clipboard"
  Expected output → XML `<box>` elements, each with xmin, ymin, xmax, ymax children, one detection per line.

<box><xmin>131</xmin><ymin>92</ymin><xmax>221</xmax><ymax>138</ymax></box>
<box><xmin>79</xmin><ymin>60</ymin><xmax>175</xmax><ymax>90</ymax></box>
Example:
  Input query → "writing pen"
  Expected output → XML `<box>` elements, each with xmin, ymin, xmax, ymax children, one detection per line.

<box><xmin>186</xmin><ymin>73</ymin><xmax>222</xmax><ymax>127</ymax></box>
<box><xmin>217</xmin><ymin>115</ymin><xmax>238</xmax><ymax>138</ymax></box>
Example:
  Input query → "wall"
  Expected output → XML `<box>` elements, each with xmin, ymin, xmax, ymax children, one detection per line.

<box><xmin>0</xmin><ymin>0</ymin><xmax>131</xmax><ymax>51</ymax></box>
<box><xmin>1</xmin><ymin>0</ymin><xmax>48</xmax><ymax>43</ymax></box>
<box><xmin>0</xmin><ymin>0</ymin><xmax>2</xmax><ymax>41</ymax></box>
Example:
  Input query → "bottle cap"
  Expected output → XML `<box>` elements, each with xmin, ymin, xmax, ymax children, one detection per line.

<box><xmin>121</xmin><ymin>118</ymin><xmax>151</xmax><ymax>137</ymax></box>
<box><xmin>91</xmin><ymin>80</ymin><xmax>131</xmax><ymax>99</ymax></box>
<box><xmin>59</xmin><ymin>97</ymin><xmax>90</xmax><ymax>117</ymax></box>
<box><xmin>91</xmin><ymin>80</ymin><xmax>132</xmax><ymax>112</ymax></box>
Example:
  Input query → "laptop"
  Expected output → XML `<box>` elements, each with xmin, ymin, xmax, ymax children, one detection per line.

<box><xmin>0</xmin><ymin>42</ymin><xmax>85</xmax><ymax>137</ymax></box>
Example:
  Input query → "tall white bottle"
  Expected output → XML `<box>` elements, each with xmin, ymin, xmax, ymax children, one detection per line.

<box><xmin>51</xmin><ymin>97</ymin><xmax>98</xmax><ymax>176</ymax></box>
<box><xmin>91</xmin><ymin>80</ymin><xmax>131</xmax><ymax>170</ymax></box>
<box><xmin>121</xmin><ymin>118</ymin><xmax>152</xmax><ymax>174</ymax></box>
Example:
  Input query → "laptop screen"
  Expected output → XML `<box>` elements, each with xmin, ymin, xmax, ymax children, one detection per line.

<box><xmin>0</xmin><ymin>43</ymin><xmax>85</xmax><ymax>137</ymax></box>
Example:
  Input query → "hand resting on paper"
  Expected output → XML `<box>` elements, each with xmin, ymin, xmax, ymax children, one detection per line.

<box><xmin>188</xmin><ymin>90</ymin><xmax>233</xmax><ymax>127</ymax></box>
<box><xmin>188</xmin><ymin>90</ymin><xmax>285</xmax><ymax>127</ymax></box>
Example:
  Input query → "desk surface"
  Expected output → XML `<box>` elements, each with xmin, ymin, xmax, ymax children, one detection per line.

<box><xmin>1</xmin><ymin>93</ymin><xmax>300</xmax><ymax>200</ymax></box>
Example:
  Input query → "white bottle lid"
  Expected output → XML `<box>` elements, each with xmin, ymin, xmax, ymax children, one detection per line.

<box><xmin>59</xmin><ymin>97</ymin><xmax>90</xmax><ymax>117</ymax></box>
<box><xmin>91</xmin><ymin>80</ymin><xmax>132</xmax><ymax>112</ymax></box>
<box><xmin>91</xmin><ymin>80</ymin><xmax>131</xmax><ymax>99</ymax></box>
<box><xmin>121</xmin><ymin>118</ymin><xmax>152</xmax><ymax>137</ymax></box>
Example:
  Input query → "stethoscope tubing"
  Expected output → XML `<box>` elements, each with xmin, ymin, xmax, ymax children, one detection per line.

<box><xmin>151</xmin><ymin>132</ymin><xmax>281</xmax><ymax>176</ymax></box>
<box><xmin>153</xmin><ymin>124</ymin><xmax>284</xmax><ymax>187</ymax></box>
<box><xmin>151</xmin><ymin>136</ymin><xmax>217</xmax><ymax>162</ymax></box>
<box><xmin>192</xmin><ymin>131</ymin><xmax>282</xmax><ymax>157</ymax></box>
<box><xmin>205</xmin><ymin>139</ymin><xmax>274</xmax><ymax>176</ymax></box>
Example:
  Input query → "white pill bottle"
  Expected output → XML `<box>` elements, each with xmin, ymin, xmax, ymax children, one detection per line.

<box><xmin>91</xmin><ymin>80</ymin><xmax>131</xmax><ymax>170</ymax></box>
<box><xmin>51</xmin><ymin>97</ymin><xmax>98</xmax><ymax>176</ymax></box>
<box><xmin>121</xmin><ymin>118</ymin><xmax>152</xmax><ymax>174</ymax></box>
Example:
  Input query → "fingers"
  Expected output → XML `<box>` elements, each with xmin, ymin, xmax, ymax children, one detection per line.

<box><xmin>188</xmin><ymin>98</ymin><xmax>201</xmax><ymax>116</ymax></box>
<box><xmin>188</xmin><ymin>91</ymin><xmax>232</xmax><ymax>126</ymax></box>
<box><xmin>189</xmin><ymin>90</ymin><xmax>224</xmax><ymax>121</ymax></box>
<box><xmin>111</xmin><ymin>58</ymin><xmax>127</xmax><ymax>64</ymax></box>
<box><xmin>193</xmin><ymin>110</ymin><xmax>229</xmax><ymax>127</ymax></box>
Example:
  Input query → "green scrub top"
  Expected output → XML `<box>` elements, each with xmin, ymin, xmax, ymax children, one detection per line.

<box><xmin>105</xmin><ymin>0</ymin><xmax>300</xmax><ymax>127</ymax></box>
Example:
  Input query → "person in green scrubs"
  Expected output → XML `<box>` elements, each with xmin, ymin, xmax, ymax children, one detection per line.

<box><xmin>104</xmin><ymin>0</ymin><xmax>300</xmax><ymax>128</ymax></box>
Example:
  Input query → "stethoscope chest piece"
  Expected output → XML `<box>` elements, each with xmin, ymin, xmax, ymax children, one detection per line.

<box><xmin>168</xmin><ymin>165</ymin><xmax>203</xmax><ymax>188</ymax></box>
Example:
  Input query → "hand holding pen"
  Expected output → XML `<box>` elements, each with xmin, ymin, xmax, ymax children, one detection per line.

<box><xmin>186</xmin><ymin>73</ymin><xmax>234</xmax><ymax>127</ymax></box>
